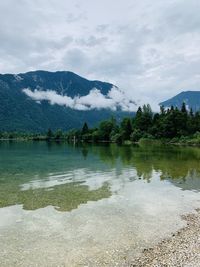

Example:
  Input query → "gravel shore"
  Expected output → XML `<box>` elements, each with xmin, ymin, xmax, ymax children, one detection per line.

<box><xmin>129</xmin><ymin>209</ymin><xmax>200</xmax><ymax>267</ymax></box>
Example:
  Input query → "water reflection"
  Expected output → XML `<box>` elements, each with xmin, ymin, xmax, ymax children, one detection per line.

<box><xmin>0</xmin><ymin>142</ymin><xmax>200</xmax><ymax>212</ymax></box>
<box><xmin>0</xmin><ymin>181</ymin><xmax>110</xmax><ymax>211</ymax></box>
<box><xmin>90</xmin><ymin>144</ymin><xmax>200</xmax><ymax>190</ymax></box>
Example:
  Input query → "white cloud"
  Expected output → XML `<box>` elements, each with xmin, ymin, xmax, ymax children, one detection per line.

<box><xmin>1</xmin><ymin>0</ymin><xmax>200</xmax><ymax>109</ymax></box>
<box><xmin>23</xmin><ymin>86</ymin><xmax>137</xmax><ymax>111</ymax></box>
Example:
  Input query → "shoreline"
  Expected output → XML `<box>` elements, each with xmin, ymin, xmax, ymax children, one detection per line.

<box><xmin>129</xmin><ymin>209</ymin><xmax>200</xmax><ymax>267</ymax></box>
<box><xmin>0</xmin><ymin>138</ymin><xmax>200</xmax><ymax>147</ymax></box>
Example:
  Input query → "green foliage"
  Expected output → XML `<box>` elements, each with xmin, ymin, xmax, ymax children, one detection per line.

<box><xmin>110</xmin><ymin>133</ymin><xmax>123</xmax><ymax>144</ymax></box>
<box><xmin>1</xmin><ymin>102</ymin><xmax>200</xmax><ymax>145</ymax></box>
<box><xmin>133</xmin><ymin>105</ymin><xmax>153</xmax><ymax>132</ymax></box>
<box><xmin>47</xmin><ymin>128</ymin><xmax>53</xmax><ymax>139</ymax></box>
<box><xmin>81</xmin><ymin>122</ymin><xmax>89</xmax><ymax>135</ymax></box>
<box><xmin>98</xmin><ymin>120</ymin><xmax>115</xmax><ymax>141</ymax></box>
<box><xmin>130</xmin><ymin>129</ymin><xmax>143</xmax><ymax>142</ymax></box>
<box><xmin>120</xmin><ymin>118</ymin><xmax>132</xmax><ymax>140</ymax></box>
<box><xmin>91</xmin><ymin>130</ymin><xmax>99</xmax><ymax>142</ymax></box>
<box><xmin>54</xmin><ymin>129</ymin><xmax>63</xmax><ymax>140</ymax></box>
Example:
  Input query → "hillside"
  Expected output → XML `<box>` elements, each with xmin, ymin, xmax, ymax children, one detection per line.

<box><xmin>160</xmin><ymin>91</ymin><xmax>200</xmax><ymax>111</ymax></box>
<box><xmin>0</xmin><ymin>70</ymin><xmax>134</xmax><ymax>132</ymax></box>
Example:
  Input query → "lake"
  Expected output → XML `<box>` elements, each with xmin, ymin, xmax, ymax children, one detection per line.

<box><xmin>0</xmin><ymin>142</ymin><xmax>200</xmax><ymax>266</ymax></box>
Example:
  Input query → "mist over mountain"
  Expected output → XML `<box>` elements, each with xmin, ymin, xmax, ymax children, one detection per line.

<box><xmin>0</xmin><ymin>70</ymin><xmax>135</xmax><ymax>132</ymax></box>
<box><xmin>160</xmin><ymin>91</ymin><xmax>200</xmax><ymax>112</ymax></box>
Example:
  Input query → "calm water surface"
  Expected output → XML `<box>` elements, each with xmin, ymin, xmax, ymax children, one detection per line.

<box><xmin>0</xmin><ymin>142</ymin><xmax>200</xmax><ymax>266</ymax></box>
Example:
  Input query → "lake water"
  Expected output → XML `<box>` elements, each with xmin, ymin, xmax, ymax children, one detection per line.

<box><xmin>0</xmin><ymin>142</ymin><xmax>200</xmax><ymax>266</ymax></box>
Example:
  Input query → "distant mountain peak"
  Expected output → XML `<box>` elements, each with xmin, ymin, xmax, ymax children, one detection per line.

<box><xmin>160</xmin><ymin>91</ymin><xmax>200</xmax><ymax>111</ymax></box>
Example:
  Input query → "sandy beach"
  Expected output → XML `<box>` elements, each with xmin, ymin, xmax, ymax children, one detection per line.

<box><xmin>130</xmin><ymin>209</ymin><xmax>200</xmax><ymax>267</ymax></box>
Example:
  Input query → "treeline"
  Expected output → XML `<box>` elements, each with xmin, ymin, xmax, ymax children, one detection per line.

<box><xmin>0</xmin><ymin>129</ymin><xmax>66</xmax><ymax>141</ymax></box>
<box><xmin>1</xmin><ymin>103</ymin><xmax>200</xmax><ymax>145</ymax></box>
<box><xmin>67</xmin><ymin>103</ymin><xmax>200</xmax><ymax>144</ymax></box>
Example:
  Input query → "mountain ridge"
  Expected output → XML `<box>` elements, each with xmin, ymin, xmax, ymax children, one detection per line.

<box><xmin>0</xmin><ymin>70</ymin><xmax>134</xmax><ymax>132</ymax></box>
<box><xmin>0</xmin><ymin>70</ymin><xmax>113</xmax><ymax>97</ymax></box>
<box><xmin>160</xmin><ymin>91</ymin><xmax>200</xmax><ymax>111</ymax></box>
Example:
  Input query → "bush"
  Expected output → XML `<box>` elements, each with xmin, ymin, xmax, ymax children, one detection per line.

<box><xmin>91</xmin><ymin>131</ymin><xmax>99</xmax><ymax>142</ymax></box>
<box><xmin>170</xmin><ymin>137</ymin><xmax>180</xmax><ymax>143</ymax></box>
<box><xmin>130</xmin><ymin>129</ymin><xmax>143</xmax><ymax>142</ymax></box>
<box><xmin>110</xmin><ymin>133</ymin><xmax>123</xmax><ymax>144</ymax></box>
<box><xmin>81</xmin><ymin>133</ymin><xmax>92</xmax><ymax>142</ymax></box>
<box><xmin>193</xmin><ymin>131</ymin><xmax>200</xmax><ymax>140</ymax></box>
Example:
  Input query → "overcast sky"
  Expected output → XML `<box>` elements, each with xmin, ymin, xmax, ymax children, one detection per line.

<box><xmin>0</xmin><ymin>0</ymin><xmax>200</xmax><ymax>109</ymax></box>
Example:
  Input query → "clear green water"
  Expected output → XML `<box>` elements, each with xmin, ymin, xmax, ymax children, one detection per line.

<box><xmin>0</xmin><ymin>142</ymin><xmax>200</xmax><ymax>266</ymax></box>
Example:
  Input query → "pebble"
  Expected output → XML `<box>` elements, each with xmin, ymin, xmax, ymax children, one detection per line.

<box><xmin>129</xmin><ymin>209</ymin><xmax>200</xmax><ymax>267</ymax></box>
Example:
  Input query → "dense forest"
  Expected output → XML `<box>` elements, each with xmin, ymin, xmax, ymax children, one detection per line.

<box><xmin>66</xmin><ymin>103</ymin><xmax>200</xmax><ymax>145</ymax></box>
<box><xmin>1</xmin><ymin>103</ymin><xmax>200</xmax><ymax>145</ymax></box>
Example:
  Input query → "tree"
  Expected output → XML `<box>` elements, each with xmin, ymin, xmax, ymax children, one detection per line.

<box><xmin>47</xmin><ymin>128</ymin><xmax>53</xmax><ymax>140</ymax></box>
<box><xmin>120</xmin><ymin>118</ymin><xmax>132</xmax><ymax>140</ymax></box>
<box><xmin>55</xmin><ymin>129</ymin><xmax>63</xmax><ymax>140</ymax></box>
<box><xmin>81</xmin><ymin>122</ymin><xmax>89</xmax><ymax>135</ymax></box>
<box><xmin>130</xmin><ymin>129</ymin><xmax>143</xmax><ymax>142</ymax></box>
<box><xmin>160</xmin><ymin>105</ymin><xmax>165</xmax><ymax>115</ymax></box>
<box><xmin>133</xmin><ymin>106</ymin><xmax>143</xmax><ymax>130</ymax></box>
<box><xmin>189</xmin><ymin>108</ymin><xmax>194</xmax><ymax>117</ymax></box>
<box><xmin>181</xmin><ymin>102</ymin><xmax>187</xmax><ymax>113</ymax></box>
<box><xmin>133</xmin><ymin>105</ymin><xmax>152</xmax><ymax>133</ymax></box>
<box><xmin>98</xmin><ymin>120</ymin><xmax>114</xmax><ymax>141</ymax></box>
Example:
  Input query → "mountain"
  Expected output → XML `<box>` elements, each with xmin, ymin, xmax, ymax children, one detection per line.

<box><xmin>0</xmin><ymin>70</ymin><xmax>134</xmax><ymax>132</ymax></box>
<box><xmin>160</xmin><ymin>91</ymin><xmax>200</xmax><ymax>112</ymax></box>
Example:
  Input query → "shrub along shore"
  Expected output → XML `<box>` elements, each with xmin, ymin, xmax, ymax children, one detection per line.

<box><xmin>1</xmin><ymin>103</ymin><xmax>200</xmax><ymax>146</ymax></box>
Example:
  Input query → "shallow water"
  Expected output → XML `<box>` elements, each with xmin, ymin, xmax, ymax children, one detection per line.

<box><xmin>0</xmin><ymin>142</ymin><xmax>200</xmax><ymax>266</ymax></box>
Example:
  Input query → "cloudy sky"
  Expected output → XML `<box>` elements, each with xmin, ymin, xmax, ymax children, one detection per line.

<box><xmin>0</xmin><ymin>0</ymin><xmax>200</xmax><ymax>109</ymax></box>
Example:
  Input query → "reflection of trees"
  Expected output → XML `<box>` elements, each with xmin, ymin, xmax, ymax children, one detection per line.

<box><xmin>0</xmin><ymin>142</ymin><xmax>114</xmax><ymax>212</ymax></box>
<box><xmin>1</xmin><ymin>142</ymin><xmax>200</xmax><ymax>211</ymax></box>
<box><xmin>93</xmin><ymin>144</ymin><xmax>200</xmax><ymax>189</ymax></box>
<box><xmin>0</xmin><ymin>181</ymin><xmax>111</xmax><ymax>211</ymax></box>
<box><xmin>98</xmin><ymin>144</ymin><xmax>119</xmax><ymax>165</ymax></box>
<box><xmin>81</xmin><ymin>146</ymin><xmax>89</xmax><ymax>159</ymax></box>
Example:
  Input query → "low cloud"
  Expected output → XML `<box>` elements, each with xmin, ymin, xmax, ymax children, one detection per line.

<box><xmin>1</xmin><ymin>1</ymin><xmax>200</xmax><ymax>107</ymax></box>
<box><xmin>23</xmin><ymin>86</ymin><xmax>137</xmax><ymax>112</ymax></box>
